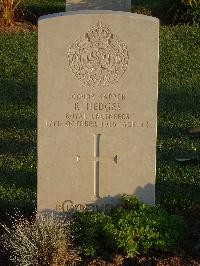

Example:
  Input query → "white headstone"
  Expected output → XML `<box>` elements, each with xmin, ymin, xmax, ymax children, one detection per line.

<box><xmin>38</xmin><ymin>11</ymin><xmax>159</xmax><ymax>213</ymax></box>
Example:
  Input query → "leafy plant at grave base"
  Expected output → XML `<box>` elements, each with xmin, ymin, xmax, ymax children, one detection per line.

<box><xmin>166</xmin><ymin>0</ymin><xmax>200</xmax><ymax>25</ymax></box>
<box><xmin>0</xmin><ymin>0</ymin><xmax>22</xmax><ymax>26</ymax></box>
<box><xmin>0</xmin><ymin>212</ymin><xmax>81</xmax><ymax>266</ymax></box>
<box><xmin>73</xmin><ymin>195</ymin><xmax>187</xmax><ymax>258</ymax></box>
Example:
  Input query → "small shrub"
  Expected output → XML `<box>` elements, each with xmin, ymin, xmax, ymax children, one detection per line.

<box><xmin>132</xmin><ymin>5</ymin><xmax>153</xmax><ymax>16</ymax></box>
<box><xmin>74</xmin><ymin>196</ymin><xmax>187</xmax><ymax>258</ymax></box>
<box><xmin>0</xmin><ymin>0</ymin><xmax>21</xmax><ymax>26</ymax></box>
<box><xmin>167</xmin><ymin>0</ymin><xmax>200</xmax><ymax>25</ymax></box>
<box><xmin>1</xmin><ymin>212</ymin><xmax>81</xmax><ymax>265</ymax></box>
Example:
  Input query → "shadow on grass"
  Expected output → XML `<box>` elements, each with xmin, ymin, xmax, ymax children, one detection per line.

<box><xmin>157</xmin><ymin>150</ymin><xmax>200</xmax><ymax>161</ymax></box>
<box><xmin>0</xmin><ymin>166</ymin><xmax>36</xmax><ymax>218</ymax></box>
<box><xmin>156</xmin><ymin>158</ymin><xmax>200</xmax><ymax>215</ymax></box>
<box><xmin>157</xmin><ymin>182</ymin><xmax>200</xmax><ymax>215</ymax></box>
<box><xmin>0</xmin><ymin>79</ymin><xmax>36</xmax><ymax>105</ymax></box>
<box><xmin>22</xmin><ymin>0</ymin><xmax>65</xmax><ymax>24</ymax></box>
<box><xmin>157</xmin><ymin>127</ymin><xmax>200</xmax><ymax>160</ymax></box>
<box><xmin>0</xmin><ymin>113</ymin><xmax>36</xmax><ymax>130</ymax></box>
<box><xmin>0</xmin><ymin>139</ymin><xmax>35</xmax><ymax>155</ymax></box>
<box><xmin>0</xmin><ymin>78</ymin><xmax>37</xmax><ymax>217</ymax></box>
<box><xmin>0</xmin><ymin>79</ymin><xmax>37</xmax><ymax>130</ymax></box>
<box><xmin>0</xmin><ymin>168</ymin><xmax>36</xmax><ymax>219</ymax></box>
<box><xmin>157</xmin><ymin>128</ymin><xmax>200</xmax><ymax>140</ymax></box>
<box><xmin>0</xmin><ymin>168</ymin><xmax>36</xmax><ymax>188</ymax></box>
<box><xmin>158</xmin><ymin>87</ymin><xmax>200</xmax><ymax>117</ymax></box>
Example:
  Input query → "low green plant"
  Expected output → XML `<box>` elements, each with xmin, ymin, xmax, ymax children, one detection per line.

<box><xmin>0</xmin><ymin>0</ymin><xmax>21</xmax><ymax>26</ymax></box>
<box><xmin>131</xmin><ymin>5</ymin><xmax>153</xmax><ymax>16</ymax></box>
<box><xmin>73</xmin><ymin>196</ymin><xmax>187</xmax><ymax>257</ymax></box>
<box><xmin>1</xmin><ymin>212</ymin><xmax>81</xmax><ymax>265</ymax></box>
<box><xmin>167</xmin><ymin>0</ymin><xmax>200</xmax><ymax>25</ymax></box>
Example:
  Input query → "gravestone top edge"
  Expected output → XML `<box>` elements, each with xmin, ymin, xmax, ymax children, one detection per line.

<box><xmin>38</xmin><ymin>11</ymin><xmax>159</xmax><ymax>23</ymax></box>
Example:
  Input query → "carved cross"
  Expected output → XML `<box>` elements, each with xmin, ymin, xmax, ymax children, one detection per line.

<box><xmin>77</xmin><ymin>134</ymin><xmax>118</xmax><ymax>198</ymax></box>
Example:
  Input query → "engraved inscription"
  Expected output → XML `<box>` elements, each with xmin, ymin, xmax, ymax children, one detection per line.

<box><xmin>45</xmin><ymin>92</ymin><xmax>151</xmax><ymax>129</ymax></box>
<box><xmin>68</xmin><ymin>22</ymin><xmax>129</xmax><ymax>87</ymax></box>
<box><xmin>56</xmin><ymin>200</ymin><xmax>119</xmax><ymax>213</ymax></box>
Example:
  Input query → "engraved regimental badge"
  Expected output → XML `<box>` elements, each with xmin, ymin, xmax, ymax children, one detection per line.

<box><xmin>68</xmin><ymin>22</ymin><xmax>129</xmax><ymax>87</ymax></box>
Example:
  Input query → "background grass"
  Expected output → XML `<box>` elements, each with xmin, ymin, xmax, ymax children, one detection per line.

<box><xmin>21</xmin><ymin>0</ymin><xmax>65</xmax><ymax>23</ymax></box>
<box><xmin>157</xmin><ymin>26</ymin><xmax>200</xmax><ymax>213</ymax></box>
<box><xmin>0</xmin><ymin>2</ymin><xmax>200</xmax><ymax>218</ymax></box>
<box><xmin>0</xmin><ymin>33</ymin><xmax>37</xmax><ymax>216</ymax></box>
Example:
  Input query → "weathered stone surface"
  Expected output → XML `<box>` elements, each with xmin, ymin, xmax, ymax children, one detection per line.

<box><xmin>65</xmin><ymin>0</ymin><xmax>131</xmax><ymax>12</ymax></box>
<box><xmin>38</xmin><ymin>11</ymin><xmax>159</xmax><ymax>213</ymax></box>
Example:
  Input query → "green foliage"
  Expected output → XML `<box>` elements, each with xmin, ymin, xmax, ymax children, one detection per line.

<box><xmin>167</xmin><ymin>0</ymin><xmax>200</xmax><ymax>25</ymax></box>
<box><xmin>73</xmin><ymin>196</ymin><xmax>187</xmax><ymax>258</ymax></box>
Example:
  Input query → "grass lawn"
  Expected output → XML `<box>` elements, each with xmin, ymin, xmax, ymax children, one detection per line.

<box><xmin>0</xmin><ymin>25</ymin><xmax>199</xmax><ymax>218</ymax></box>
<box><xmin>0</xmin><ymin>1</ymin><xmax>200</xmax><ymax>219</ymax></box>
<box><xmin>0</xmin><ymin>33</ymin><xmax>37</xmax><ymax>217</ymax></box>
<box><xmin>157</xmin><ymin>26</ymin><xmax>200</xmax><ymax>213</ymax></box>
